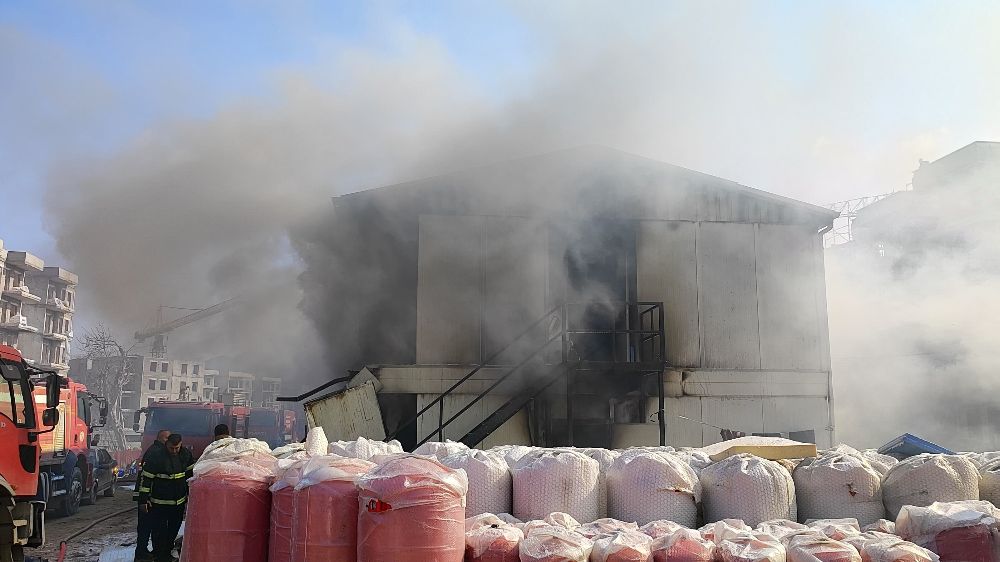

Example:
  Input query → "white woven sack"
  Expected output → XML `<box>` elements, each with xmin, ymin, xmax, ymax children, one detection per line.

<box><xmin>441</xmin><ymin>449</ymin><xmax>512</xmax><ymax>516</ymax></box>
<box><xmin>978</xmin><ymin>457</ymin><xmax>1000</xmax><ymax>507</ymax></box>
<box><xmin>582</xmin><ymin>448</ymin><xmax>618</xmax><ymax>519</ymax></box>
<box><xmin>413</xmin><ymin>439</ymin><xmax>470</xmax><ymax>459</ymax></box>
<box><xmin>701</xmin><ymin>454</ymin><xmax>797</xmax><ymax>527</ymax></box>
<box><xmin>606</xmin><ymin>450</ymin><xmax>701</xmax><ymax>527</ymax></box>
<box><xmin>327</xmin><ymin>436</ymin><xmax>403</xmax><ymax>460</ymax></box>
<box><xmin>881</xmin><ymin>454</ymin><xmax>980</xmax><ymax>519</ymax></box>
<box><xmin>794</xmin><ymin>450</ymin><xmax>885</xmax><ymax>526</ymax></box>
<box><xmin>193</xmin><ymin>437</ymin><xmax>274</xmax><ymax>475</ymax></box>
<box><xmin>512</xmin><ymin>450</ymin><xmax>601</xmax><ymax>523</ymax></box>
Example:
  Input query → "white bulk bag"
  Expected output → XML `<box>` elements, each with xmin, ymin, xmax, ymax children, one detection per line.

<box><xmin>327</xmin><ymin>435</ymin><xmax>403</xmax><ymax>460</ymax></box>
<box><xmin>442</xmin><ymin>449</ymin><xmax>512</xmax><ymax>516</ymax></box>
<box><xmin>607</xmin><ymin>450</ymin><xmax>701</xmax><ymax>527</ymax></box>
<box><xmin>881</xmin><ymin>455</ymin><xmax>980</xmax><ymax>519</ymax></box>
<box><xmin>512</xmin><ymin>450</ymin><xmax>601</xmax><ymax>523</ymax></box>
<box><xmin>701</xmin><ymin>454</ymin><xmax>797</xmax><ymax>527</ymax></box>
<box><xmin>794</xmin><ymin>450</ymin><xmax>885</xmax><ymax>526</ymax></box>
<box><xmin>978</xmin><ymin>458</ymin><xmax>1000</xmax><ymax>508</ymax></box>
<box><xmin>414</xmin><ymin>439</ymin><xmax>471</xmax><ymax>459</ymax></box>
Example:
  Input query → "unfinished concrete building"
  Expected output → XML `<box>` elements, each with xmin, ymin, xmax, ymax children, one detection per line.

<box><xmin>306</xmin><ymin>147</ymin><xmax>838</xmax><ymax>450</ymax></box>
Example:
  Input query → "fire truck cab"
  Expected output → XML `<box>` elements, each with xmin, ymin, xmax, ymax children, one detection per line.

<box><xmin>0</xmin><ymin>345</ymin><xmax>61</xmax><ymax>560</ymax></box>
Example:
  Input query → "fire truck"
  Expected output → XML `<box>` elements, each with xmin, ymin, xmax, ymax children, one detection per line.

<box><xmin>248</xmin><ymin>407</ymin><xmax>299</xmax><ymax>449</ymax></box>
<box><xmin>31</xmin><ymin>378</ymin><xmax>112</xmax><ymax>517</ymax></box>
<box><xmin>0</xmin><ymin>345</ymin><xmax>61</xmax><ymax>562</ymax></box>
<box><xmin>133</xmin><ymin>401</ymin><xmax>251</xmax><ymax>458</ymax></box>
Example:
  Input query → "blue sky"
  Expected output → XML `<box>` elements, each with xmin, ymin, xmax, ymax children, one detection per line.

<box><xmin>2</xmin><ymin>0</ymin><xmax>999</xmax><ymax>270</ymax></box>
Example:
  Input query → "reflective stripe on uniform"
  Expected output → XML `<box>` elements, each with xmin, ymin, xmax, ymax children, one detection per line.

<box><xmin>142</xmin><ymin>470</ymin><xmax>187</xmax><ymax>480</ymax></box>
<box><xmin>149</xmin><ymin>497</ymin><xmax>187</xmax><ymax>506</ymax></box>
<box><xmin>137</xmin><ymin>487</ymin><xmax>151</xmax><ymax>493</ymax></box>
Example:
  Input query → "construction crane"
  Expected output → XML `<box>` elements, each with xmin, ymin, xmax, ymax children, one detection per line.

<box><xmin>134</xmin><ymin>298</ymin><xmax>239</xmax><ymax>357</ymax></box>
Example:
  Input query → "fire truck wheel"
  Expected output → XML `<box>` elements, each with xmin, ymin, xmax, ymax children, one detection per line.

<box><xmin>59</xmin><ymin>468</ymin><xmax>83</xmax><ymax>517</ymax></box>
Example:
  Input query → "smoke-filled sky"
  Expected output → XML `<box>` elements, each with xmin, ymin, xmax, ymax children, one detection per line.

<box><xmin>2</xmin><ymin>2</ymin><xmax>1000</xmax><ymax>422</ymax></box>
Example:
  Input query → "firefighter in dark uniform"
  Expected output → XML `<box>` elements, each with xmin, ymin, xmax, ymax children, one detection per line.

<box><xmin>138</xmin><ymin>433</ymin><xmax>194</xmax><ymax>562</ymax></box>
<box><xmin>134</xmin><ymin>429</ymin><xmax>170</xmax><ymax>561</ymax></box>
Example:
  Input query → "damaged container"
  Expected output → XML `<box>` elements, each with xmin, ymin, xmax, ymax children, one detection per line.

<box><xmin>882</xmin><ymin>455</ymin><xmax>980</xmax><ymax>519</ymax></box>
<box><xmin>794</xmin><ymin>449</ymin><xmax>885</xmax><ymax>526</ymax></box>
<box><xmin>606</xmin><ymin>450</ymin><xmax>701</xmax><ymax>527</ymax></box>
<box><xmin>701</xmin><ymin>454</ymin><xmax>797</xmax><ymax>527</ymax></box>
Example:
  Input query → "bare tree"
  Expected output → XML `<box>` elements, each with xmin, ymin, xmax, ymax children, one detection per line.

<box><xmin>78</xmin><ymin>324</ymin><xmax>136</xmax><ymax>451</ymax></box>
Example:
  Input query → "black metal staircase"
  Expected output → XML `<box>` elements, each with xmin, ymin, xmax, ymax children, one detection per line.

<box><xmin>385</xmin><ymin>301</ymin><xmax>668</xmax><ymax>449</ymax></box>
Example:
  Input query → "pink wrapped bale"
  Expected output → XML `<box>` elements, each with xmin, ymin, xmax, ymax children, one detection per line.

<box><xmin>591</xmin><ymin>530</ymin><xmax>654</xmax><ymax>562</ymax></box>
<box><xmin>268</xmin><ymin>456</ymin><xmax>309</xmax><ymax>562</ymax></box>
<box><xmin>785</xmin><ymin>533</ymin><xmax>862</xmax><ymax>562</ymax></box>
<box><xmin>465</xmin><ymin>522</ymin><xmax>523</xmax><ymax>562</ymax></box>
<box><xmin>651</xmin><ymin>527</ymin><xmax>715</xmax><ymax>562</ymax></box>
<box><xmin>357</xmin><ymin>455</ymin><xmax>469</xmax><ymax>562</ymax></box>
<box><xmin>842</xmin><ymin>532</ymin><xmax>940</xmax><ymax>562</ymax></box>
<box><xmin>519</xmin><ymin>526</ymin><xmax>594</xmax><ymax>562</ymax></box>
<box><xmin>291</xmin><ymin>456</ymin><xmax>374</xmax><ymax>562</ymax></box>
<box><xmin>715</xmin><ymin>532</ymin><xmax>786</xmax><ymax>562</ymax></box>
<box><xmin>640</xmin><ymin>520</ymin><xmax>684</xmax><ymax>540</ymax></box>
<box><xmin>896</xmin><ymin>501</ymin><xmax>1000</xmax><ymax>562</ymax></box>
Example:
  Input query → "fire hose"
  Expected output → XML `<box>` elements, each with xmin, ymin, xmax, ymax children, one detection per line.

<box><xmin>56</xmin><ymin>505</ymin><xmax>135</xmax><ymax>562</ymax></box>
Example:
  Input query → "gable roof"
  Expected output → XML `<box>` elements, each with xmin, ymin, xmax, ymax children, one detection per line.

<box><xmin>336</xmin><ymin>146</ymin><xmax>838</xmax><ymax>227</ymax></box>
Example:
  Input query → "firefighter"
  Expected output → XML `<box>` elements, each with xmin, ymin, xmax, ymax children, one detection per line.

<box><xmin>213</xmin><ymin>423</ymin><xmax>230</xmax><ymax>441</ymax></box>
<box><xmin>138</xmin><ymin>433</ymin><xmax>194</xmax><ymax>562</ymax></box>
<box><xmin>134</xmin><ymin>429</ymin><xmax>170</xmax><ymax>561</ymax></box>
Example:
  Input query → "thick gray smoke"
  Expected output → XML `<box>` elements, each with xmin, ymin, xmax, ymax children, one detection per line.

<box><xmin>26</xmin><ymin>3</ymin><xmax>1000</xmax><ymax>414</ymax></box>
<box><xmin>827</xmin><ymin>150</ymin><xmax>1000</xmax><ymax>450</ymax></box>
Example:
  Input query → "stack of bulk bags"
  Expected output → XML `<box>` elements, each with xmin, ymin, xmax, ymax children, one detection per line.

<box><xmin>441</xmin><ymin>449</ymin><xmax>511</xmax><ymax>516</ymax></box>
<box><xmin>896</xmin><ymin>501</ymin><xmax>1000</xmax><ymax>562</ymax></box>
<box><xmin>519</xmin><ymin>526</ymin><xmax>594</xmax><ymax>562</ymax></box>
<box><xmin>182</xmin><ymin>454</ymin><xmax>275</xmax><ymax>562</ymax></box>
<box><xmin>978</xmin><ymin>458</ymin><xmax>1000</xmax><ymax>507</ymax></box>
<box><xmin>607</xmin><ymin>450</ymin><xmax>701</xmax><ymax>527</ymax></box>
<box><xmin>583</xmin><ymin>448</ymin><xmax>620</xmax><ymax>519</ymax></box>
<box><xmin>268</xmin><ymin>456</ymin><xmax>309</xmax><ymax>562</ymax></box>
<box><xmin>414</xmin><ymin>440</ymin><xmax>470</xmax><ymax>459</ymax></box>
<box><xmin>882</xmin><ymin>455</ymin><xmax>980</xmax><ymax>519</ymax></box>
<box><xmin>651</xmin><ymin>528</ymin><xmax>715</xmax><ymax>562</ymax></box>
<box><xmin>701</xmin><ymin>454</ymin><xmax>797</xmax><ymax>527</ymax></box>
<box><xmin>794</xmin><ymin>449</ymin><xmax>885</xmax><ymax>526</ymax></box>
<box><xmin>591</xmin><ymin>530</ymin><xmax>654</xmax><ymax>562</ymax></box>
<box><xmin>291</xmin><ymin>455</ymin><xmax>374</xmax><ymax>562</ymax></box>
<box><xmin>842</xmin><ymin>532</ymin><xmax>940</xmax><ymax>562</ymax></box>
<box><xmin>328</xmin><ymin>435</ymin><xmax>403</xmax><ymax>460</ymax></box>
<box><xmin>465</xmin><ymin>520</ymin><xmax>523</xmax><ymax>562</ymax></box>
<box><xmin>785</xmin><ymin>532</ymin><xmax>862</xmax><ymax>562</ymax></box>
<box><xmin>512</xmin><ymin>450</ymin><xmax>601</xmax><ymax>523</ymax></box>
<box><xmin>357</xmin><ymin>455</ymin><xmax>468</xmax><ymax>562</ymax></box>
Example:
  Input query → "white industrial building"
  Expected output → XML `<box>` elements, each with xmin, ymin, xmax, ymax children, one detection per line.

<box><xmin>309</xmin><ymin>147</ymin><xmax>839</xmax><ymax>450</ymax></box>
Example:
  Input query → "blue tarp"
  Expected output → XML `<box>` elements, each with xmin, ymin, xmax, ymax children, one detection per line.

<box><xmin>878</xmin><ymin>433</ymin><xmax>954</xmax><ymax>459</ymax></box>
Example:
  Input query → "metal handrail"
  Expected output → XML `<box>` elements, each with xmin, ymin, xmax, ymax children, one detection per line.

<box><xmin>385</xmin><ymin>304</ymin><xmax>561</xmax><ymax>442</ymax></box>
<box><xmin>413</xmin><ymin>331</ymin><xmax>564</xmax><ymax>448</ymax></box>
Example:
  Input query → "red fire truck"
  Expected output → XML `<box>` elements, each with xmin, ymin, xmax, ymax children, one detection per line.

<box><xmin>0</xmin><ymin>345</ymin><xmax>61</xmax><ymax>561</ymax></box>
<box><xmin>31</xmin><ymin>377</ymin><xmax>112</xmax><ymax>517</ymax></box>
<box><xmin>133</xmin><ymin>401</ymin><xmax>251</xmax><ymax>458</ymax></box>
<box><xmin>248</xmin><ymin>407</ymin><xmax>299</xmax><ymax>449</ymax></box>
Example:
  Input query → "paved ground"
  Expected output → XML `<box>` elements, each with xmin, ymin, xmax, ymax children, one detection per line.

<box><xmin>31</xmin><ymin>487</ymin><xmax>138</xmax><ymax>562</ymax></box>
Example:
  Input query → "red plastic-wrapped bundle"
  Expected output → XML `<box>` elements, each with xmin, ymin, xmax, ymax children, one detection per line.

<box><xmin>808</xmin><ymin>519</ymin><xmax>862</xmax><ymax>541</ymax></box>
<box><xmin>180</xmin><ymin>459</ymin><xmax>273</xmax><ymax>562</ymax></box>
<box><xmin>715</xmin><ymin>532</ymin><xmax>786</xmax><ymax>562</ymax></box>
<box><xmin>700</xmin><ymin>520</ymin><xmax>753</xmax><ymax>543</ymax></box>
<box><xmin>897</xmin><ymin>501</ymin><xmax>1000</xmax><ymax>562</ymax></box>
<box><xmin>465</xmin><ymin>522</ymin><xmax>524</xmax><ymax>562</ymax></box>
<box><xmin>641</xmin><ymin>520</ymin><xmax>684</xmax><ymax>540</ymax></box>
<box><xmin>652</xmin><ymin>528</ymin><xmax>715</xmax><ymax>562</ymax></box>
<box><xmin>842</xmin><ymin>531</ymin><xmax>939</xmax><ymax>562</ymax></box>
<box><xmin>934</xmin><ymin>526</ymin><xmax>995</xmax><ymax>562</ymax></box>
<box><xmin>519</xmin><ymin>526</ymin><xmax>594</xmax><ymax>562</ymax></box>
<box><xmin>291</xmin><ymin>456</ymin><xmax>374</xmax><ymax>562</ymax></box>
<box><xmin>591</xmin><ymin>530</ymin><xmax>653</xmax><ymax>562</ymax></box>
<box><xmin>786</xmin><ymin>532</ymin><xmax>862</xmax><ymax>562</ymax></box>
<box><xmin>268</xmin><ymin>457</ymin><xmax>309</xmax><ymax>562</ymax></box>
<box><xmin>357</xmin><ymin>455</ymin><xmax>469</xmax><ymax>562</ymax></box>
